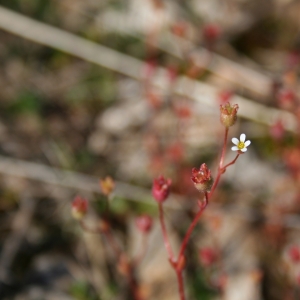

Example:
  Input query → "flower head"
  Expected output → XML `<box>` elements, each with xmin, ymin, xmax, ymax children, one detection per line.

<box><xmin>71</xmin><ymin>196</ymin><xmax>88</xmax><ymax>220</ymax></box>
<box><xmin>191</xmin><ymin>163</ymin><xmax>213</xmax><ymax>192</ymax></box>
<box><xmin>135</xmin><ymin>215</ymin><xmax>153</xmax><ymax>234</ymax></box>
<box><xmin>220</xmin><ymin>103</ymin><xmax>239</xmax><ymax>127</ymax></box>
<box><xmin>152</xmin><ymin>175</ymin><xmax>172</xmax><ymax>203</ymax></box>
<box><xmin>231</xmin><ymin>133</ymin><xmax>251</xmax><ymax>153</ymax></box>
<box><xmin>99</xmin><ymin>176</ymin><xmax>115</xmax><ymax>196</ymax></box>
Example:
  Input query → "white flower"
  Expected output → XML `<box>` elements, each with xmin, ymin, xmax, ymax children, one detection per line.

<box><xmin>231</xmin><ymin>133</ymin><xmax>251</xmax><ymax>152</ymax></box>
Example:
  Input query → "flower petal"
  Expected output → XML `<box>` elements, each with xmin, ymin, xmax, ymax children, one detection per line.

<box><xmin>240</xmin><ymin>133</ymin><xmax>246</xmax><ymax>142</ymax></box>
<box><xmin>244</xmin><ymin>140</ymin><xmax>251</xmax><ymax>147</ymax></box>
<box><xmin>232</xmin><ymin>138</ymin><xmax>239</xmax><ymax>145</ymax></box>
<box><xmin>241</xmin><ymin>147</ymin><xmax>247</xmax><ymax>152</ymax></box>
<box><xmin>231</xmin><ymin>146</ymin><xmax>239</xmax><ymax>151</ymax></box>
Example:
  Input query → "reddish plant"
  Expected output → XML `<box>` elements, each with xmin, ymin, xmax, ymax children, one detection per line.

<box><xmin>220</xmin><ymin>102</ymin><xmax>239</xmax><ymax>127</ymax></box>
<box><xmin>135</xmin><ymin>215</ymin><xmax>153</xmax><ymax>234</ymax></box>
<box><xmin>71</xmin><ymin>196</ymin><xmax>88</xmax><ymax>220</ymax></box>
<box><xmin>191</xmin><ymin>163</ymin><xmax>214</xmax><ymax>192</ymax></box>
<box><xmin>152</xmin><ymin>175</ymin><xmax>172</xmax><ymax>203</ymax></box>
<box><xmin>153</xmin><ymin>102</ymin><xmax>251</xmax><ymax>300</ymax></box>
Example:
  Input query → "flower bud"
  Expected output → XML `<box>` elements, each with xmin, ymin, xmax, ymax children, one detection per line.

<box><xmin>135</xmin><ymin>215</ymin><xmax>153</xmax><ymax>234</ymax></box>
<box><xmin>99</xmin><ymin>176</ymin><xmax>115</xmax><ymax>196</ymax></box>
<box><xmin>270</xmin><ymin>120</ymin><xmax>285</xmax><ymax>141</ymax></box>
<box><xmin>171</xmin><ymin>21</ymin><xmax>188</xmax><ymax>38</ymax></box>
<box><xmin>220</xmin><ymin>103</ymin><xmax>239</xmax><ymax>127</ymax></box>
<box><xmin>71</xmin><ymin>196</ymin><xmax>88</xmax><ymax>220</ymax></box>
<box><xmin>277</xmin><ymin>88</ymin><xmax>296</xmax><ymax>110</ymax></box>
<box><xmin>166</xmin><ymin>142</ymin><xmax>184</xmax><ymax>162</ymax></box>
<box><xmin>167</xmin><ymin>65</ymin><xmax>178</xmax><ymax>83</ymax></box>
<box><xmin>288</xmin><ymin>245</ymin><xmax>300</xmax><ymax>263</ymax></box>
<box><xmin>152</xmin><ymin>175</ymin><xmax>172</xmax><ymax>203</ymax></box>
<box><xmin>203</xmin><ymin>24</ymin><xmax>220</xmax><ymax>44</ymax></box>
<box><xmin>143</xmin><ymin>59</ymin><xmax>157</xmax><ymax>80</ymax></box>
<box><xmin>199</xmin><ymin>247</ymin><xmax>218</xmax><ymax>267</ymax></box>
<box><xmin>191</xmin><ymin>163</ymin><xmax>213</xmax><ymax>192</ymax></box>
<box><xmin>174</xmin><ymin>103</ymin><xmax>192</xmax><ymax>119</ymax></box>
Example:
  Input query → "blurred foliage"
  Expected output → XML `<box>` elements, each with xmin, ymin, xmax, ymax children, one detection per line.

<box><xmin>6</xmin><ymin>91</ymin><xmax>43</xmax><ymax>115</ymax></box>
<box><xmin>70</xmin><ymin>281</ymin><xmax>99</xmax><ymax>300</ymax></box>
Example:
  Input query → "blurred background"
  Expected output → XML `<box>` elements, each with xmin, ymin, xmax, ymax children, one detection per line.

<box><xmin>0</xmin><ymin>0</ymin><xmax>300</xmax><ymax>299</ymax></box>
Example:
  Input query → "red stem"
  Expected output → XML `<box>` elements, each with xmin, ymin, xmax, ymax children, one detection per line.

<box><xmin>80</xmin><ymin>220</ymin><xmax>142</xmax><ymax>298</ymax></box>
<box><xmin>173</xmin><ymin>128</ymin><xmax>238</xmax><ymax>299</ymax></box>
<box><xmin>178</xmin><ymin>194</ymin><xmax>208</xmax><ymax>259</ymax></box>
<box><xmin>219</xmin><ymin>127</ymin><xmax>229</xmax><ymax>169</ymax></box>
<box><xmin>209</xmin><ymin>171</ymin><xmax>222</xmax><ymax>199</ymax></box>
<box><xmin>222</xmin><ymin>154</ymin><xmax>240</xmax><ymax>171</ymax></box>
<box><xmin>158</xmin><ymin>203</ymin><xmax>175</xmax><ymax>261</ymax></box>
<box><xmin>158</xmin><ymin>127</ymin><xmax>241</xmax><ymax>300</ymax></box>
<box><xmin>176</xmin><ymin>270</ymin><xmax>186</xmax><ymax>300</ymax></box>
<box><xmin>209</xmin><ymin>127</ymin><xmax>229</xmax><ymax>198</ymax></box>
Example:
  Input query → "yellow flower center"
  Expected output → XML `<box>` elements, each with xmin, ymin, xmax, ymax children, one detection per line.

<box><xmin>238</xmin><ymin>141</ymin><xmax>245</xmax><ymax>150</ymax></box>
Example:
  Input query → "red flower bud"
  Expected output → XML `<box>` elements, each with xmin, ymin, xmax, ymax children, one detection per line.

<box><xmin>174</xmin><ymin>103</ymin><xmax>192</xmax><ymax>119</ymax></box>
<box><xmin>99</xmin><ymin>176</ymin><xmax>115</xmax><ymax>196</ymax></box>
<box><xmin>71</xmin><ymin>196</ymin><xmax>88</xmax><ymax>220</ymax></box>
<box><xmin>220</xmin><ymin>102</ymin><xmax>239</xmax><ymax>127</ymax></box>
<box><xmin>199</xmin><ymin>247</ymin><xmax>218</xmax><ymax>267</ymax></box>
<box><xmin>191</xmin><ymin>163</ymin><xmax>213</xmax><ymax>192</ymax></box>
<box><xmin>277</xmin><ymin>88</ymin><xmax>296</xmax><ymax>110</ymax></box>
<box><xmin>146</xmin><ymin>90</ymin><xmax>162</xmax><ymax>109</ymax></box>
<box><xmin>270</xmin><ymin>120</ymin><xmax>285</xmax><ymax>141</ymax></box>
<box><xmin>171</xmin><ymin>21</ymin><xmax>188</xmax><ymax>38</ymax></box>
<box><xmin>166</xmin><ymin>142</ymin><xmax>184</xmax><ymax>162</ymax></box>
<box><xmin>288</xmin><ymin>245</ymin><xmax>300</xmax><ymax>263</ymax></box>
<box><xmin>152</xmin><ymin>175</ymin><xmax>172</xmax><ymax>203</ymax></box>
<box><xmin>167</xmin><ymin>65</ymin><xmax>178</xmax><ymax>83</ymax></box>
<box><xmin>135</xmin><ymin>215</ymin><xmax>153</xmax><ymax>234</ymax></box>
<box><xmin>143</xmin><ymin>59</ymin><xmax>157</xmax><ymax>80</ymax></box>
<box><xmin>203</xmin><ymin>24</ymin><xmax>221</xmax><ymax>45</ymax></box>
<box><xmin>286</xmin><ymin>50</ymin><xmax>300</xmax><ymax>69</ymax></box>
